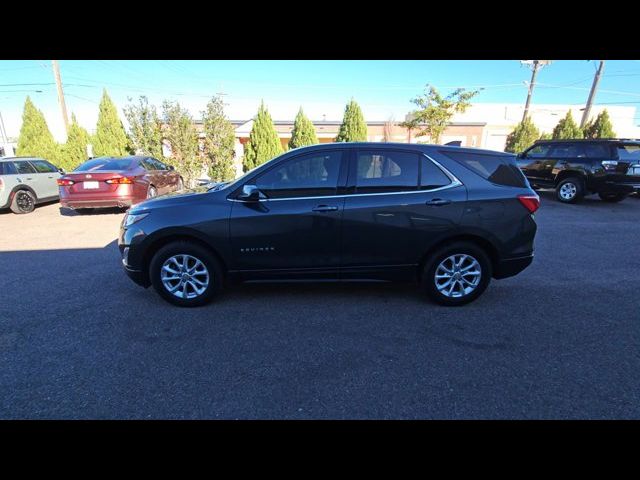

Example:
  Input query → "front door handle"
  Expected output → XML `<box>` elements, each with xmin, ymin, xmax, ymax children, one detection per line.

<box><xmin>312</xmin><ymin>205</ymin><xmax>338</xmax><ymax>212</ymax></box>
<box><xmin>425</xmin><ymin>198</ymin><xmax>451</xmax><ymax>206</ymax></box>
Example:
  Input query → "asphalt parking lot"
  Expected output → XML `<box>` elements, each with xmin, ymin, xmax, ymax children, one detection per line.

<box><xmin>1</xmin><ymin>192</ymin><xmax>639</xmax><ymax>419</ymax></box>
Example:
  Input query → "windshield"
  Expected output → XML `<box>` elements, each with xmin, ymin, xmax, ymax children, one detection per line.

<box><xmin>74</xmin><ymin>158</ymin><xmax>134</xmax><ymax>172</ymax></box>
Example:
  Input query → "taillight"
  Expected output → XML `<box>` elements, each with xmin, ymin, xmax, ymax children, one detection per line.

<box><xmin>57</xmin><ymin>179</ymin><xmax>75</xmax><ymax>186</ymax></box>
<box><xmin>0</xmin><ymin>178</ymin><xmax>4</xmax><ymax>191</ymax></box>
<box><xmin>518</xmin><ymin>194</ymin><xmax>540</xmax><ymax>214</ymax></box>
<box><xmin>105</xmin><ymin>177</ymin><xmax>134</xmax><ymax>184</ymax></box>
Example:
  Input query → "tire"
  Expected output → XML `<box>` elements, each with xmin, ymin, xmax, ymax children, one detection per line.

<box><xmin>422</xmin><ymin>241</ymin><xmax>492</xmax><ymax>306</ymax></box>
<box><xmin>147</xmin><ymin>185</ymin><xmax>157</xmax><ymax>199</ymax></box>
<box><xmin>598</xmin><ymin>192</ymin><xmax>627</xmax><ymax>203</ymax></box>
<box><xmin>10</xmin><ymin>189</ymin><xmax>36</xmax><ymax>214</ymax></box>
<box><xmin>149</xmin><ymin>241</ymin><xmax>223</xmax><ymax>307</ymax></box>
<box><xmin>555</xmin><ymin>177</ymin><xmax>584</xmax><ymax>204</ymax></box>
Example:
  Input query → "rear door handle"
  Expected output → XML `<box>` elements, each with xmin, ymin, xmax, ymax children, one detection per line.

<box><xmin>312</xmin><ymin>205</ymin><xmax>338</xmax><ymax>212</ymax></box>
<box><xmin>425</xmin><ymin>198</ymin><xmax>451</xmax><ymax>206</ymax></box>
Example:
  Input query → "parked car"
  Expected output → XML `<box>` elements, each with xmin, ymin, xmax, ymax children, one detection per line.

<box><xmin>516</xmin><ymin>139</ymin><xmax>640</xmax><ymax>203</ymax></box>
<box><xmin>0</xmin><ymin>157</ymin><xmax>62</xmax><ymax>214</ymax></box>
<box><xmin>118</xmin><ymin>143</ymin><xmax>539</xmax><ymax>307</ymax></box>
<box><xmin>58</xmin><ymin>156</ymin><xmax>183</xmax><ymax>213</ymax></box>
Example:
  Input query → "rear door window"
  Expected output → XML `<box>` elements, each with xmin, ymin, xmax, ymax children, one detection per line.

<box><xmin>584</xmin><ymin>143</ymin><xmax>614</xmax><ymax>159</ymax></box>
<box><xmin>355</xmin><ymin>150</ymin><xmax>419</xmax><ymax>193</ymax></box>
<box><xmin>440</xmin><ymin>150</ymin><xmax>528</xmax><ymax>188</ymax></box>
<box><xmin>420</xmin><ymin>157</ymin><xmax>451</xmax><ymax>190</ymax></box>
<box><xmin>13</xmin><ymin>161</ymin><xmax>37</xmax><ymax>174</ymax></box>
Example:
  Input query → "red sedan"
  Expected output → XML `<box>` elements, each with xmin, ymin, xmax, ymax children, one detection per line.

<box><xmin>58</xmin><ymin>156</ymin><xmax>184</xmax><ymax>212</ymax></box>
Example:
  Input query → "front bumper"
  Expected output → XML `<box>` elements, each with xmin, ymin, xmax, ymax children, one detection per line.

<box><xmin>493</xmin><ymin>254</ymin><xmax>534</xmax><ymax>279</ymax></box>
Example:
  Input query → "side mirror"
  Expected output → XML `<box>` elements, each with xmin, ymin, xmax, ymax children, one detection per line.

<box><xmin>516</xmin><ymin>152</ymin><xmax>525</xmax><ymax>159</ymax></box>
<box><xmin>168</xmin><ymin>165</ymin><xmax>175</xmax><ymax>170</ymax></box>
<box><xmin>58</xmin><ymin>167</ymin><xmax>65</xmax><ymax>174</ymax></box>
<box><xmin>238</xmin><ymin>184</ymin><xmax>262</xmax><ymax>202</ymax></box>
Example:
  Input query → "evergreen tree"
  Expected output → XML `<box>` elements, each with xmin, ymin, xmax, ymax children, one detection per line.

<box><xmin>202</xmin><ymin>95</ymin><xmax>237</xmax><ymax>182</ymax></box>
<box><xmin>288</xmin><ymin>107</ymin><xmax>318</xmax><ymax>149</ymax></box>
<box><xmin>583</xmin><ymin>109</ymin><xmax>616</xmax><ymax>139</ymax></box>
<box><xmin>243</xmin><ymin>101</ymin><xmax>283</xmax><ymax>172</ymax></box>
<box><xmin>539</xmin><ymin>132</ymin><xmax>553</xmax><ymax>140</ymax></box>
<box><xmin>16</xmin><ymin>96</ymin><xmax>61</xmax><ymax>163</ymax></box>
<box><xmin>61</xmin><ymin>114</ymin><xmax>90</xmax><ymax>171</ymax></box>
<box><xmin>552</xmin><ymin>110</ymin><xmax>583</xmax><ymax>139</ymax></box>
<box><xmin>93</xmin><ymin>89</ymin><xmax>130</xmax><ymax>157</ymax></box>
<box><xmin>504</xmin><ymin>117</ymin><xmax>540</xmax><ymax>153</ymax></box>
<box><xmin>123</xmin><ymin>96</ymin><xmax>164</xmax><ymax>158</ymax></box>
<box><xmin>335</xmin><ymin>99</ymin><xmax>367</xmax><ymax>142</ymax></box>
<box><xmin>162</xmin><ymin>100</ymin><xmax>201</xmax><ymax>187</ymax></box>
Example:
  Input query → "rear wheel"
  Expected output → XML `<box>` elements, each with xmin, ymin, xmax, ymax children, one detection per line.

<box><xmin>10</xmin><ymin>190</ymin><xmax>36</xmax><ymax>214</ymax></box>
<box><xmin>422</xmin><ymin>241</ymin><xmax>492</xmax><ymax>306</ymax></box>
<box><xmin>556</xmin><ymin>177</ymin><xmax>584</xmax><ymax>204</ymax></box>
<box><xmin>598</xmin><ymin>192</ymin><xmax>627</xmax><ymax>203</ymax></box>
<box><xmin>149</xmin><ymin>241</ymin><xmax>223</xmax><ymax>307</ymax></box>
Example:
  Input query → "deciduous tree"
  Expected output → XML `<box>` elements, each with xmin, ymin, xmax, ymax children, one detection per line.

<box><xmin>123</xmin><ymin>96</ymin><xmax>164</xmax><ymax>158</ymax></box>
<box><xmin>162</xmin><ymin>100</ymin><xmax>201</xmax><ymax>187</ymax></box>
<box><xmin>407</xmin><ymin>85</ymin><xmax>478</xmax><ymax>144</ymax></box>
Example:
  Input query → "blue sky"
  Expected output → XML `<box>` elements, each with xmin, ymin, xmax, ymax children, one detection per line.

<box><xmin>2</xmin><ymin>60</ymin><xmax>640</xmax><ymax>141</ymax></box>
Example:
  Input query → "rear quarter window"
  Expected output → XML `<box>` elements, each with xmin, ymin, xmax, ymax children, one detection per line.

<box><xmin>440</xmin><ymin>150</ymin><xmax>528</xmax><ymax>188</ymax></box>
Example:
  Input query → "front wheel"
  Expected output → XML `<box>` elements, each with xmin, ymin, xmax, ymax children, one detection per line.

<box><xmin>149</xmin><ymin>241</ymin><xmax>223</xmax><ymax>307</ymax></box>
<box><xmin>422</xmin><ymin>242</ymin><xmax>492</xmax><ymax>306</ymax></box>
<box><xmin>598</xmin><ymin>192</ymin><xmax>627</xmax><ymax>203</ymax></box>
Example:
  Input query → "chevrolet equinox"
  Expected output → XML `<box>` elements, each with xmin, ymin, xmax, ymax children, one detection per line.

<box><xmin>119</xmin><ymin>143</ymin><xmax>539</xmax><ymax>307</ymax></box>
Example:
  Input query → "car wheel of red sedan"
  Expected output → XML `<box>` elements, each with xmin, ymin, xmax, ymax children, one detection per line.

<box><xmin>147</xmin><ymin>186</ymin><xmax>157</xmax><ymax>199</ymax></box>
<box><xmin>149</xmin><ymin>241</ymin><xmax>223</xmax><ymax>307</ymax></box>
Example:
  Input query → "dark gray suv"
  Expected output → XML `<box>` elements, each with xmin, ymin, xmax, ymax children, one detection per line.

<box><xmin>119</xmin><ymin>143</ymin><xmax>539</xmax><ymax>307</ymax></box>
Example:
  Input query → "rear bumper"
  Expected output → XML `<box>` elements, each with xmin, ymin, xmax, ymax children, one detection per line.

<box><xmin>60</xmin><ymin>198</ymin><xmax>134</xmax><ymax>209</ymax></box>
<box><xmin>493</xmin><ymin>254</ymin><xmax>534</xmax><ymax>279</ymax></box>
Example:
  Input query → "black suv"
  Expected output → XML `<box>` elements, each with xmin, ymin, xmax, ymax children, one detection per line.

<box><xmin>516</xmin><ymin>139</ymin><xmax>640</xmax><ymax>203</ymax></box>
<box><xmin>119</xmin><ymin>143</ymin><xmax>539</xmax><ymax>307</ymax></box>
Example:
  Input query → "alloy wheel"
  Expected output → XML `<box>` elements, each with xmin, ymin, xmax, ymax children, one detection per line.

<box><xmin>434</xmin><ymin>254</ymin><xmax>482</xmax><ymax>298</ymax></box>
<box><xmin>16</xmin><ymin>191</ymin><xmax>34</xmax><ymax>212</ymax></box>
<box><xmin>160</xmin><ymin>254</ymin><xmax>210</xmax><ymax>299</ymax></box>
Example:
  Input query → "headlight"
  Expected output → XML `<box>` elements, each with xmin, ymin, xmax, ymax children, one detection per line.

<box><xmin>124</xmin><ymin>212</ymin><xmax>149</xmax><ymax>227</ymax></box>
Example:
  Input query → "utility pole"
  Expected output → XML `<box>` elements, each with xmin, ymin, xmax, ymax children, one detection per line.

<box><xmin>520</xmin><ymin>60</ymin><xmax>551</xmax><ymax>123</ymax></box>
<box><xmin>52</xmin><ymin>60</ymin><xmax>69</xmax><ymax>135</ymax></box>
<box><xmin>580</xmin><ymin>60</ymin><xmax>605</xmax><ymax>128</ymax></box>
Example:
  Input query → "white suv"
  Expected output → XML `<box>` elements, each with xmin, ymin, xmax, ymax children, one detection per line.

<box><xmin>0</xmin><ymin>157</ymin><xmax>62</xmax><ymax>214</ymax></box>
